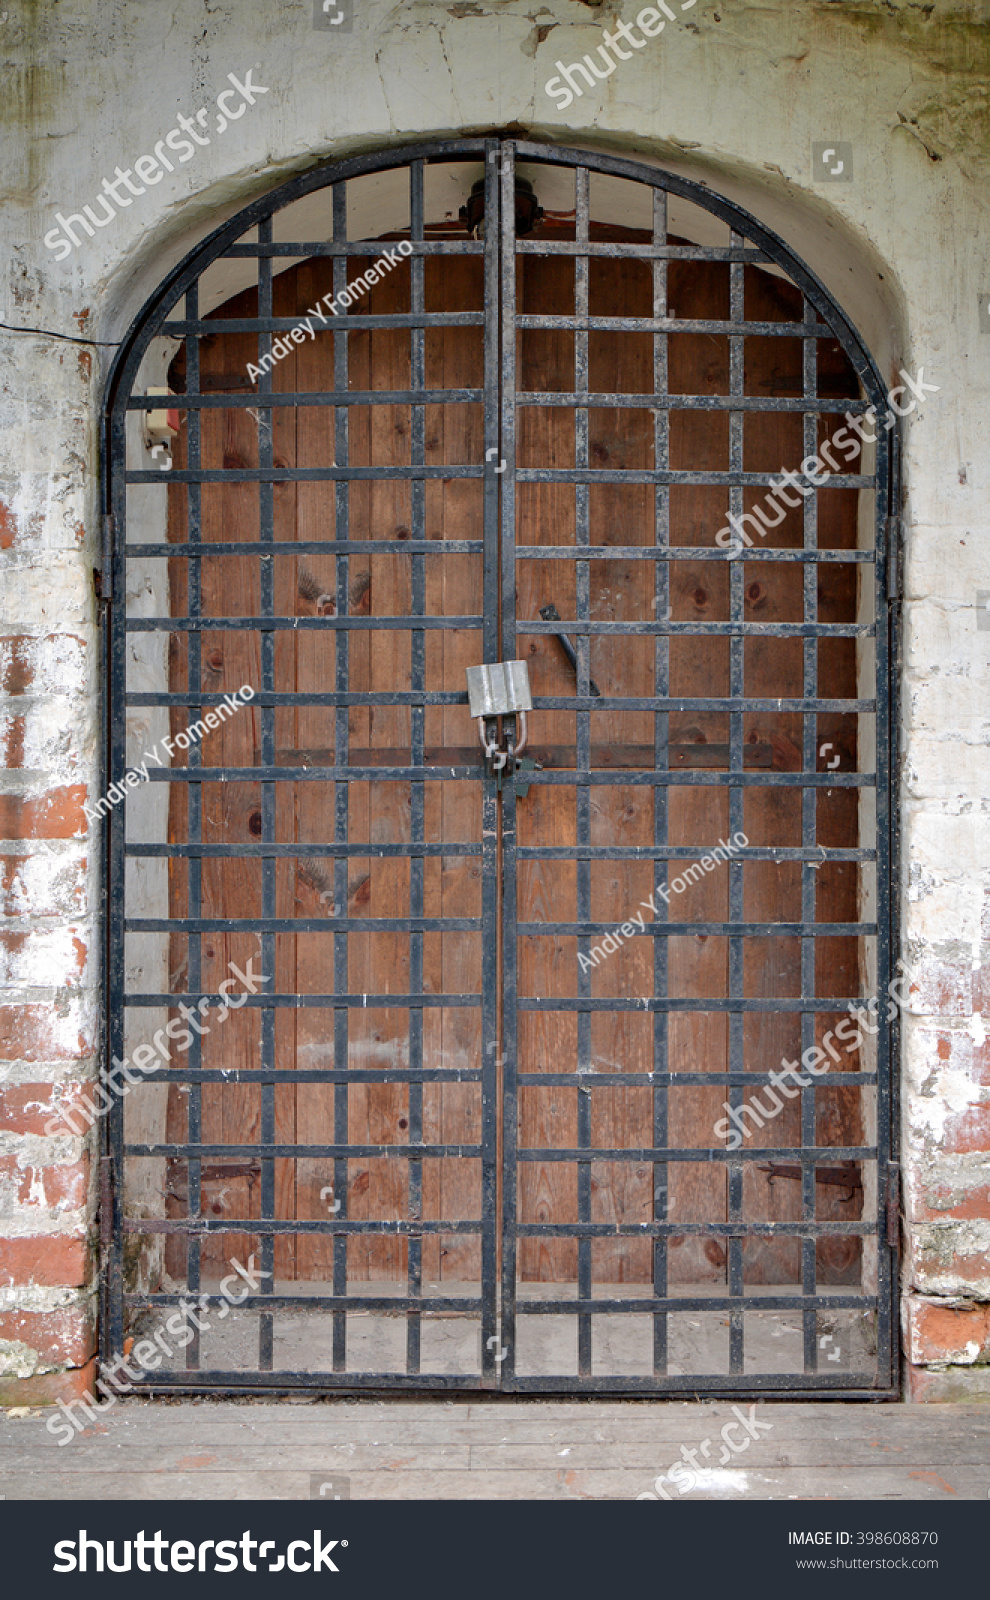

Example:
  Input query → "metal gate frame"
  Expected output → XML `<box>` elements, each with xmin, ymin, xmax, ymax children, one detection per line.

<box><xmin>102</xmin><ymin>137</ymin><xmax>899</xmax><ymax>1398</ymax></box>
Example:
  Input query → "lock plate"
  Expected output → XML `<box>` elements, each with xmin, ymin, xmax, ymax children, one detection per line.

<box><xmin>465</xmin><ymin>660</ymin><xmax>533</xmax><ymax>719</ymax></box>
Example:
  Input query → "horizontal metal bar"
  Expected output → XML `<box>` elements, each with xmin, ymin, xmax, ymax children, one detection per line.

<box><xmin>516</xmin><ymin>241</ymin><xmax>774</xmax><ymax>262</ymax></box>
<box><xmin>514</xmin><ymin>1222</ymin><xmax>874</xmax><ymax>1237</ymax></box>
<box><xmin>161</xmin><ymin>313</ymin><xmax>486</xmax><ymax>335</ymax></box>
<box><xmin>516</xmin><ymin>391</ymin><xmax>867</xmax><ymax>414</ymax></box>
<box><xmin>126</xmin><ymin>615</ymin><xmax>482</xmax><ymax>632</ymax></box>
<box><xmin>125</xmin><ymin>541</ymin><xmax>484</xmax><ymax>558</ymax></box>
<box><xmin>514</xmin><ymin>468</ymin><xmax>871</xmax><ymax>487</ymax></box>
<box><xmin>126</xmin><ymin>1143</ymin><xmax>483</xmax><ymax>1159</ymax></box>
<box><xmin>124</xmin><ymin>542</ymin><xmax>868</xmax><ymax>563</ymax></box>
<box><xmin>124</xmin><ymin>1218</ymin><xmax>873</xmax><ymax>1238</ymax></box>
<box><xmin>124</xmin><ymin>992</ymin><xmax>479</xmax><ymax>1009</ymax></box>
<box><xmin>119</xmin><ymin>1374</ymin><xmax>894</xmax><ymax>1396</ymax></box>
<box><xmin>129</xmin><ymin>1067</ymin><xmax>483</xmax><ymax>1084</ymax></box>
<box><xmin>514</xmin><ymin>315</ymin><xmax>833</xmax><ymax>337</ymax></box>
<box><xmin>518</xmin><ymin>998</ymin><xmax>879</xmax><ymax>1014</ymax></box>
<box><xmin>515</xmin><ymin>621</ymin><xmax>875</xmax><ymax>637</ymax></box>
<box><xmin>511</xmin><ymin>1294</ymin><xmax>874</xmax><ymax>1313</ymax></box>
<box><xmin>518</xmin><ymin>1072</ymin><xmax>875</xmax><ymax>1087</ymax></box>
<box><xmin>127</xmin><ymin>1294</ymin><xmax>485</xmax><ymax>1312</ymax></box>
<box><xmin>126</xmin><ymin>916</ymin><xmax>479</xmax><ymax>933</ymax></box>
<box><xmin>125</xmin><ymin>465</ymin><xmax>872</xmax><ymax>487</ymax></box>
<box><xmin>126</xmin><ymin>466</ymin><xmax>486</xmax><ymax>484</ymax></box>
<box><xmin>116</xmin><ymin>1374</ymin><xmax>894</xmax><ymax>1397</ymax></box>
<box><xmin>518</xmin><ymin>771</ymin><xmax>876</xmax><ymax>789</ymax></box>
<box><xmin>221</xmin><ymin>240</ymin><xmax>485</xmax><ymax>258</ymax></box>
<box><xmin>132</xmin><ymin>766</ymin><xmax>875</xmax><ymax>791</ymax></box>
<box><xmin>124</xmin><ymin>690</ymin><xmax>469</xmax><ymax>706</ymax></box>
<box><xmin>127</xmin><ymin>841</ymin><xmax>483</xmax><ymax>858</ymax></box>
<box><xmin>530</xmin><ymin>696</ymin><xmax>875</xmax><ymax>711</ymax></box>
<box><xmin>516</xmin><ymin>845</ymin><xmax>874</xmax><ymax>860</ymax></box>
<box><xmin>127</xmin><ymin>389</ymin><xmax>484</xmax><ymax>411</ymax></box>
<box><xmin>515</xmin><ymin>547</ymin><xmax>875</xmax><ymax>563</ymax></box>
<box><xmin>518</xmin><ymin>921</ymin><xmax>874</xmax><ymax>937</ymax></box>
<box><xmin>513</xmin><ymin>1146</ymin><xmax>875</xmax><ymax>1161</ymax></box>
<box><xmin>123</xmin><ymin>1218</ymin><xmax>482</xmax><ymax>1234</ymax></box>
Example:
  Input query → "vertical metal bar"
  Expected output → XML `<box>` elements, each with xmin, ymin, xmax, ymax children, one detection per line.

<box><xmin>184</xmin><ymin>282</ymin><xmax>204</xmax><ymax>1371</ymax></box>
<box><xmin>406</xmin><ymin>160</ymin><xmax>426</xmax><ymax>1377</ymax></box>
<box><xmin>331</xmin><ymin>179</ymin><xmax>350</xmax><ymax>1375</ymax></box>
<box><xmin>874</xmin><ymin>403</ymin><xmax>895</xmax><ymax>1389</ymax></box>
<box><xmin>801</xmin><ymin>319</ymin><xmax>819</xmax><ymax>1374</ymax></box>
<box><xmin>726</xmin><ymin>239</ymin><xmax>746</xmax><ymax>1375</ymax></box>
<box><xmin>498</xmin><ymin>139</ymin><xmax>519</xmax><ymax>1383</ymax></box>
<box><xmin>106</xmin><ymin>422</ymin><xmax>127</xmax><ymax>1365</ymax></box>
<box><xmin>481</xmin><ymin>138</ymin><xmax>502</xmax><ymax>1384</ymax></box>
<box><xmin>573</xmin><ymin>166</ymin><xmax>593</xmax><ymax>1380</ymax></box>
<box><xmin>257</xmin><ymin>216</ymin><xmax>276</xmax><ymax>1373</ymax></box>
<box><xmin>651</xmin><ymin>185</ymin><xmax>670</xmax><ymax>1377</ymax></box>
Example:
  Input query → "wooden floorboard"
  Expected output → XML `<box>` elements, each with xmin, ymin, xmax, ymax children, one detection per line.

<box><xmin>2</xmin><ymin>1401</ymin><xmax>988</xmax><ymax>1499</ymax></box>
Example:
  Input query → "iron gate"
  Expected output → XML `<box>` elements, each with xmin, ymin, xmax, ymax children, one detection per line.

<box><xmin>103</xmin><ymin>138</ymin><xmax>897</xmax><ymax>1395</ymax></box>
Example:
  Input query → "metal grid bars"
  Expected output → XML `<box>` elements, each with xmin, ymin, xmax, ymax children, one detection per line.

<box><xmin>104</xmin><ymin>137</ymin><xmax>895</xmax><ymax>1397</ymax></box>
<box><xmin>108</xmin><ymin>140</ymin><xmax>503</xmax><ymax>1390</ymax></box>
<box><xmin>502</xmin><ymin>142</ymin><xmax>893</xmax><ymax>1394</ymax></box>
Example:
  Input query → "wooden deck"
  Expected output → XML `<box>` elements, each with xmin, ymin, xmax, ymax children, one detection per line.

<box><xmin>2</xmin><ymin>1400</ymin><xmax>988</xmax><ymax>1500</ymax></box>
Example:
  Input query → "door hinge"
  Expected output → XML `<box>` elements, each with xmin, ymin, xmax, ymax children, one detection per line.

<box><xmin>885</xmin><ymin>1161</ymin><xmax>900</xmax><ymax>1250</ymax></box>
<box><xmin>885</xmin><ymin>516</ymin><xmax>901</xmax><ymax>602</ymax></box>
<box><xmin>95</xmin><ymin>513</ymin><xmax>114</xmax><ymax>604</ymax></box>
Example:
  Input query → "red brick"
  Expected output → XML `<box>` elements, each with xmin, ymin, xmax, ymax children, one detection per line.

<box><xmin>0</xmin><ymin>636</ymin><xmax>88</xmax><ymax>697</ymax></box>
<box><xmin>903</xmin><ymin>1296</ymin><xmax>990</xmax><ymax>1364</ymax></box>
<box><xmin>0</xmin><ymin>1235</ymin><xmax>90</xmax><ymax>1288</ymax></box>
<box><xmin>920</xmin><ymin>1029</ymin><xmax>990</xmax><ymax>1088</ymax></box>
<box><xmin>0</xmin><ymin>786</ymin><xmax>88</xmax><ymax>840</ymax></box>
<box><xmin>0</xmin><ymin>1003</ymin><xmax>93</xmax><ymax>1061</ymax></box>
<box><xmin>0</xmin><ymin>1156</ymin><xmax>90</xmax><ymax>1211</ymax></box>
<box><xmin>941</xmin><ymin>1103</ymin><xmax>990</xmax><ymax>1155</ymax></box>
<box><xmin>909</xmin><ymin>1182</ymin><xmax>990</xmax><ymax>1223</ymax></box>
<box><xmin>0</xmin><ymin>1307</ymin><xmax>95</xmax><ymax>1368</ymax></box>
<box><xmin>0</xmin><ymin>854</ymin><xmax>88</xmax><ymax>918</ymax></box>
<box><xmin>0</xmin><ymin>1083</ymin><xmax>92</xmax><ymax>1136</ymax></box>
<box><xmin>905</xmin><ymin>1363</ymin><xmax>990</xmax><ymax>1403</ymax></box>
<box><xmin>0</xmin><ymin>1356</ymin><xmax>96</xmax><ymax>1409</ymax></box>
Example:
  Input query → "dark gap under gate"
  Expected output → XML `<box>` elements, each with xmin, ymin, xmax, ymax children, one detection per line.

<box><xmin>104</xmin><ymin>137</ymin><xmax>897</xmax><ymax>1395</ymax></box>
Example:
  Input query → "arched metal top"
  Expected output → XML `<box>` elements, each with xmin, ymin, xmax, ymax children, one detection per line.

<box><xmin>105</xmin><ymin>135</ymin><xmax>889</xmax><ymax>503</ymax></box>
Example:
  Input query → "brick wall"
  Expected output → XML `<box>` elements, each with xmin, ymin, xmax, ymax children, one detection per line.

<box><xmin>0</xmin><ymin>338</ymin><xmax>101</xmax><ymax>1406</ymax></box>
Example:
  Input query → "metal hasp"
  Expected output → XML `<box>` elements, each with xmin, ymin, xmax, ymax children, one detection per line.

<box><xmin>466</xmin><ymin>660</ymin><xmax>532</xmax><ymax>770</ymax></box>
<box><xmin>539</xmin><ymin>604</ymin><xmax>601</xmax><ymax>697</ymax></box>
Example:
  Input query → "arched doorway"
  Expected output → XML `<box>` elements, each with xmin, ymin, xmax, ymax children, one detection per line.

<box><xmin>104</xmin><ymin>138</ymin><xmax>896</xmax><ymax>1394</ymax></box>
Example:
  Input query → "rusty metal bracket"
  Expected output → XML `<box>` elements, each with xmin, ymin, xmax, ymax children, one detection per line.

<box><xmin>758</xmin><ymin>1160</ymin><xmax>863</xmax><ymax>1203</ymax></box>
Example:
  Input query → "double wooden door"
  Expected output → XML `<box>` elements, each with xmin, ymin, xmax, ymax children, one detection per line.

<box><xmin>114</xmin><ymin>142</ymin><xmax>892</xmax><ymax>1392</ymax></box>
